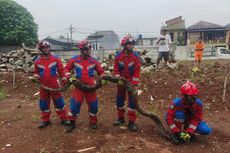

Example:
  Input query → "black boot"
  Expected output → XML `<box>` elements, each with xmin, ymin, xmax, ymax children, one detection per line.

<box><xmin>128</xmin><ymin>121</ymin><xmax>137</xmax><ymax>132</ymax></box>
<box><xmin>189</xmin><ymin>134</ymin><xmax>196</xmax><ymax>142</ymax></box>
<box><xmin>38</xmin><ymin>121</ymin><xmax>51</xmax><ymax>129</ymax></box>
<box><xmin>61</xmin><ymin>120</ymin><xmax>70</xmax><ymax>126</ymax></box>
<box><xmin>65</xmin><ymin>120</ymin><xmax>76</xmax><ymax>133</ymax></box>
<box><xmin>113</xmin><ymin>118</ymin><xmax>125</xmax><ymax>126</ymax></box>
<box><xmin>171</xmin><ymin>134</ymin><xmax>184</xmax><ymax>144</ymax></box>
<box><xmin>89</xmin><ymin>123</ymin><xmax>98</xmax><ymax>129</ymax></box>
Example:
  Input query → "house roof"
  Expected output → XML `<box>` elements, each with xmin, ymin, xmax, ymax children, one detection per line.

<box><xmin>225</xmin><ymin>23</ymin><xmax>230</xmax><ymax>29</ymax></box>
<box><xmin>187</xmin><ymin>21</ymin><xmax>224</xmax><ymax>30</ymax></box>
<box><xmin>165</xmin><ymin>16</ymin><xmax>183</xmax><ymax>26</ymax></box>
<box><xmin>162</xmin><ymin>20</ymin><xmax>185</xmax><ymax>30</ymax></box>
<box><xmin>45</xmin><ymin>37</ymin><xmax>78</xmax><ymax>44</ymax></box>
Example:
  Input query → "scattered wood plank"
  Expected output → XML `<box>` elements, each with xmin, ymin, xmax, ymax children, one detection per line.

<box><xmin>77</xmin><ymin>147</ymin><xmax>96</xmax><ymax>152</ymax></box>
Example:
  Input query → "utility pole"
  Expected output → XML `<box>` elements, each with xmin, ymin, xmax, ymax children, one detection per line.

<box><xmin>67</xmin><ymin>33</ymin><xmax>70</xmax><ymax>49</ymax></box>
<box><xmin>70</xmin><ymin>24</ymin><xmax>73</xmax><ymax>49</ymax></box>
<box><xmin>95</xmin><ymin>30</ymin><xmax>98</xmax><ymax>50</ymax></box>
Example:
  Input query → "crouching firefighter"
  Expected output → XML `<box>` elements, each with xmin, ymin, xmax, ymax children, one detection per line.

<box><xmin>34</xmin><ymin>40</ymin><xmax>70</xmax><ymax>129</ymax></box>
<box><xmin>165</xmin><ymin>81</ymin><xmax>212</xmax><ymax>143</ymax></box>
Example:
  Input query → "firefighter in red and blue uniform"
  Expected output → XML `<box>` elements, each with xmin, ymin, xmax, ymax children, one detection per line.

<box><xmin>165</xmin><ymin>81</ymin><xmax>212</xmax><ymax>143</ymax></box>
<box><xmin>34</xmin><ymin>40</ymin><xmax>69</xmax><ymax>129</ymax></box>
<box><xmin>113</xmin><ymin>35</ymin><xmax>141</xmax><ymax>131</ymax></box>
<box><xmin>65</xmin><ymin>39</ymin><xmax>105</xmax><ymax>132</ymax></box>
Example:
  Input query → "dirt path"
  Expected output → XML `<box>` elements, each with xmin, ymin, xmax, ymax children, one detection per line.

<box><xmin>0</xmin><ymin>60</ymin><xmax>230</xmax><ymax>153</ymax></box>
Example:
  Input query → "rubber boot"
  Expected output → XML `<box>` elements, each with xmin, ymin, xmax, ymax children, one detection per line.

<box><xmin>38</xmin><ymin>121</ymin><xmax>51</xmax><ymax>129</ymax></box>
<box><xmin>128</xmin><ymin>121</ymin><xmax>137</xmax><ymax>132</ymax></box>
<box><xmin>65</xmin><ymin>120</ymin><xmax>76</xmax><ymax>133</ymax></box>
<box><xmin>113</xmin><ymin>118</ymin><xmax>125</xmax><ymax>126</ymax></box>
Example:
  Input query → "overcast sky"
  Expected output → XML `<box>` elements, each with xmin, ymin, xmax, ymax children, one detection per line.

<box><xmin>14</xmin><ymin>0</ymin><xmax>230</xmax><ymax>40</ymax></box>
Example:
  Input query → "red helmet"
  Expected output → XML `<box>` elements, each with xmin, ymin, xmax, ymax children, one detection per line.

<box><xmin>121</xmin><ymin>35</ymin><xmax>136</xmax><ymax>46</ymax></box>
<box><xmin>77</xmin><ymin>39</ymin><xmax>92</xmax><ymax>50</ymax></box>
<box><xmin>37</xmin><ymin>40</ymin><xmax>50</xmax><ymax>49</ymax></box>
<box><xmin>180</xmin><ymin>81</ymin><xmax>199</xmax><ymax>95</ymax></box>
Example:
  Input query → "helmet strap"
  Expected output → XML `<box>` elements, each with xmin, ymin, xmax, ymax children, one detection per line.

<box><xmin>40</xmin><ymin>49</ymin><xmax>50</xmax><ymax>56</ymax></box>
<box><xmin>80</xmin><ymin>49</ymin><xmax>90</xmax><ymax>58</ymax></box>
<box><xmin>183</xmin><ymin>95</ymin><xmax>196</xmax><ymax>106</ymax></box>
<box><xmin>124</xmin><ymin>45</ymin><xmax>133</xmax><ymax>53</ymax></box>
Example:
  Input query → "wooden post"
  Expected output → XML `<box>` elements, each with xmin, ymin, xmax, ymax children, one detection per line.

<box><xmin>222</xmin><ymin>74</ymin><xmax>228</xmax><ymax>103</ymax></box>
<box><xmin>13</xmin><ymin>70</ymin><xmax>15</xmax><ymax>89</ymax></box>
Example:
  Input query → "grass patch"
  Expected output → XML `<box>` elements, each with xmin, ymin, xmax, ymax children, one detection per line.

<box><xmin>0</xmin><ymin>85</ymin><xmax>6</xmax><ymax>100</ymax></box>
<box><xmin>31</xmin><ymin>114</ymin><xmax>40</xmax><ymax>122</ymax></box>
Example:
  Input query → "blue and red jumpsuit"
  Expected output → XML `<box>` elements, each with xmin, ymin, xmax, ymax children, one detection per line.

<box><xmin>34</xmin><ymin>54</ymin><xmax>68</xmax><ymax>122</ymax></box>
<box><xmin>114</xmin><ymin>51</ymin><xmax>141</xmax><ymax>122</ymax></box>
<box><xmin>65</xmin><ymin>55</ymin><xmax>104</xmax><ymax>124</ymax></box>
<box><xmin>165</xmin><ymin>98</ymin><xmax>212</xmax><ymax>135</ymax></box>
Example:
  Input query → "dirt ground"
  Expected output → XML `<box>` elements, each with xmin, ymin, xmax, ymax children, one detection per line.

<box><xmin>1</xmin><ymin>60</ymin><xmax>230</xmax><ymax>153</ymax></box>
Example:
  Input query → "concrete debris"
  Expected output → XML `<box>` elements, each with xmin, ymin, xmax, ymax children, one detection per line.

<box><xmin>100</xmin><ymin>50</ymin><xmax>178</xmax><ymax>74</ymax></box>
<box><xmin>137</xmin><ymin>90</ymin><xmax>143</xmax><ymax>96</ymax></box>
<box><xmin>1</xmin><ymin>46</ymin><xmax>178</xmax><ymax>74</ymax></box>
<box><xmin>167</xmin><ymin>62</ymin><xmax>178</xmax><ymax>70</ymax></box>
<box><xmin>0</xmin><ymin>45</ymin><xmax>38</xmax><ymax>73</ymax></box>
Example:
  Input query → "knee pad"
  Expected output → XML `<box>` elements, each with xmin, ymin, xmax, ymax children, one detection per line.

<box><xmin>70</xmin><ymin>98</ymin><xmax>81</xmax><ymax>116</ymax></box>
<box><xmin>39</xmin><ymin>99</ymin><xmax>49</xmax><ymax>111</ymax></box>
<box><xmin>197</xmin><ymin>121</ymin><xmax>212</xmax><ymax>135</ymax></box>
<box><xmin>54</xmin><ymin>97</ymin><xmax>65</xmax><ymax>109</ymax></box>
<box><xmin>89</xmin><ymin>100</ymin><xmax>98</xmax><ymax>115</ymax></box>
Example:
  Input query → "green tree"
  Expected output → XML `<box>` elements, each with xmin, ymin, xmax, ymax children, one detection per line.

<box><xmin>0</xmin><ymin>0</ymin><xmax>38</xmax><ymax>46</ymax></box>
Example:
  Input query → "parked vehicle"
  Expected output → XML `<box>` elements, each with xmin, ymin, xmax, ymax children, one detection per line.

<box><xmin>216</xmin><ymin>47</ymin><xmax>230</xmax><ymax>59</ymax></box>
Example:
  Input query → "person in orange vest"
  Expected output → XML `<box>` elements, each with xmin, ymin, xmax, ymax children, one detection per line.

<box><xmin>194</xmin><ymin>38</ymin><xmax>205</xmax><ymax>70</ymax></box>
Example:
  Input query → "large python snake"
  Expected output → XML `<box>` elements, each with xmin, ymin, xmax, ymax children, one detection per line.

<box><xmin>38</xmin><ymin>75</ymin><xmax>175</xmax><ymax>143</ymax></box>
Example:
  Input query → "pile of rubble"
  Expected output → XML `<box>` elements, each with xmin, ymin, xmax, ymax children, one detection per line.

<box><xmin>0</xmin><ymin>46</ymin><xmax>178</xmax><ymax>74</ymax></box>
<box><xmin>101</xmin><ymin>54</ymin><xmax>115</xmax><ymax>74</ymax></box>
<box><xmin>0</xmin><ymin>44</ymin><xmax>38</xmax><ymax>73</ymax></box>
<box><xmin>100</xmin><ymin>50</ymin><xmax>178</xmax><ymax>74</ymax></box>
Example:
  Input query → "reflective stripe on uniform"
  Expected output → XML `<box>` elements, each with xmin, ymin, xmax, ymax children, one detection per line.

<box><xmin>89</xmin><ymin>112</ymin><xmax>97</xmax><ymax>116</ymax></box>
<box><xmin>169</xmin><ymin>124</ymin><xmax>176</xmax><ymax>129</ymax></box>
<box><xmin>189</xmin><ymin>124</ymin><xmax>197</xmax><ymax>130</ymax></box>
<box><xmin>55</xmin><ymin>108</ymin><xmax>63</xmax><ymax>111</ymax></box>
<box><xmin>87</xmin><ymin>64</ymin><xmax>95</xmax><ymax>70</ymax></box>
<box><xmin>48</xmin><ymin>62</ymin><xmax>57</xmax><ymax>68</ymax></box>
<box><xmin>61</xmin><ymin>77</ymin><xmax>67</xmax><ymax>80</ymax></box>
<box><xmin>74</xmin><ymin>63</ymin><xmax>83</xmax><ymax>69</ymax></box>
<box><xmin>34</xmin><ymin>74</ymin><xmax>39</xmax><ymax>78</ymax></box>
<box><xmin>128</xmin><ymin>62</ymin><xmax>134</xmax><ymax>67</ymax></box>
<box><xmin>132</xmin><ymin>78</ymin><xmax>139</xmax><ymax>81</ymax></box>
<box><xmin>65</xmin><ymin>72</ymin><xmax>71</xmax><ymax>76</ymax></box>
<box><xmin>37</xmin><ymin>64</ymin><xmax>45</xmax><ymax>69</ymax></box>
<box><xmin>169</xmin><ymin>105</ymin><xmax>174</xmax><ymax>110</ymax></box>
<box><xmin>119</xmin><ymin>61</ymin><xmax>124</xmax><ymax>65</ymax></box>
<box><xmin>43</xmin><ymin>109</ymin><xmax>50</xmax><ymax>113</ymax></box>
<box><xmin>118</xmin><ymin>106</ymin><xmax>125</xmax><ymax>110</ymax></box>
<box><xmin>68</xmin><ymin>112</ymin><xmax>79</xmax><ymax>117</ymax></box>
<box><xmin>128</xmin><ymin>107</ymin><xmax>136</xmax><ymax>112</ymax></box>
